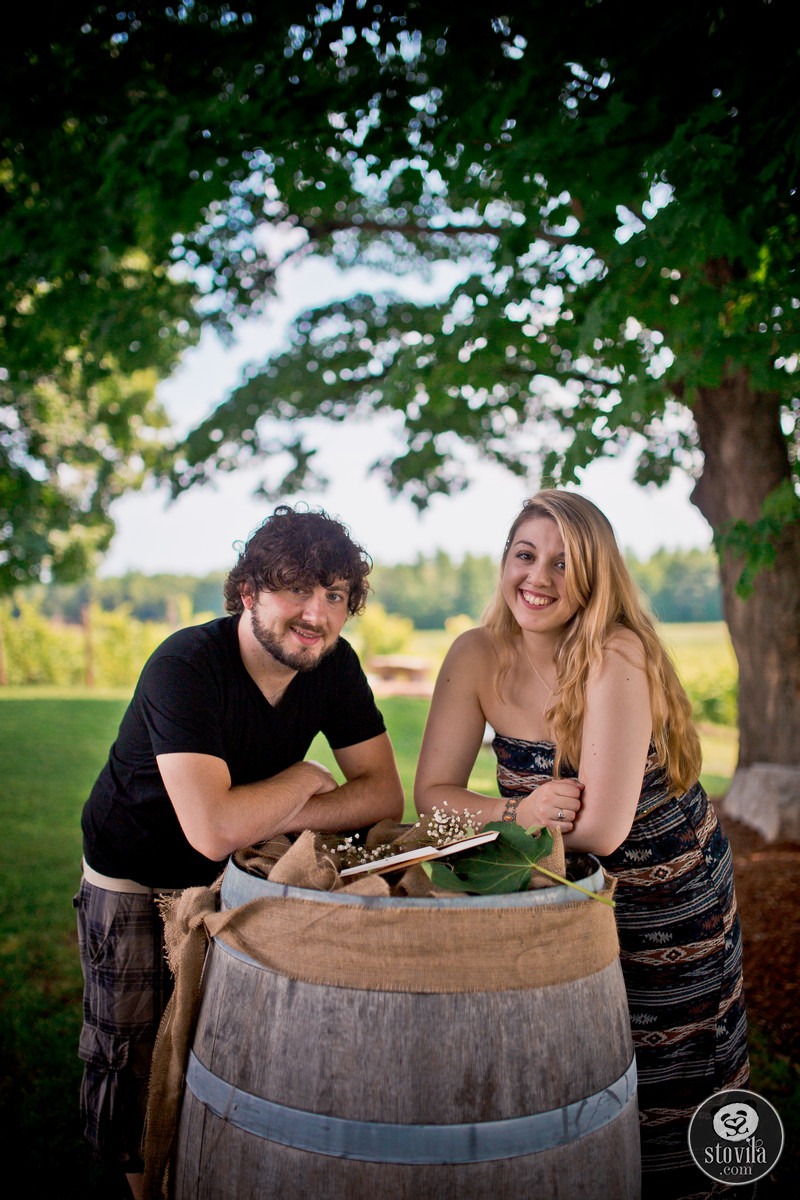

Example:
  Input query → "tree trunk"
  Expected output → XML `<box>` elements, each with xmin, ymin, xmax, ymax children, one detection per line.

<box><xmin>690</xmin><ymin>368</ymin><xmax>800</xmax><ymax>839</ymax></box>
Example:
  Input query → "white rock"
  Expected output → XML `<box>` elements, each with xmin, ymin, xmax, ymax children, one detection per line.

<box><xmin>721</xmin><ymin>763</ymin><xmax>800</xmax><ymax>843</ymax></box>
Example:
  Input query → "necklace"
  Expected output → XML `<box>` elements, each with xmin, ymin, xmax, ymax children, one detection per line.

<box><xmin>522</xmin><ymin>642</ymin><xmax>555</xmax><ymax>701</ymax></box>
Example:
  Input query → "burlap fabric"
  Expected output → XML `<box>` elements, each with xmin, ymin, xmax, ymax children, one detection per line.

<box><xmin>233</xmin><ymin>816</ymin><xmax>570</xmax><ymax>895</ymax></box>
<box><xmin>142</xmin><ymin>823</ymin><xmax>616</xmax><ymax>1199</ymax></box>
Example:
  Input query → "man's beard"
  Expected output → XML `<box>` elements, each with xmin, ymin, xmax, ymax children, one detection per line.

<box><xmin>250</xmin><ymin>608</ymin><xmax>338</xmax><ymax>672</ymax></box>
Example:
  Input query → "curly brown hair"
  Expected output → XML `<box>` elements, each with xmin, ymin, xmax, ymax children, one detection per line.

<box><xmin>223</xmin><ymin>505</ymin><xmax>372</xmax><ymax>616</ymax></box>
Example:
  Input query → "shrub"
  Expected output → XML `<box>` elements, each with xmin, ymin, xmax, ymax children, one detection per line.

<box><xmin>685</xmin><ymin>671</ymin><xmax>738</xmax><ymax>727</ymax></box>
<box><xmin>1</xmin><ymin>599</ymin><xmax>85</xmax><ymax>685</ymax></box>
<box><xmin>0</xmin><ymin>598</ymin><xmax>213</xmax><ymax>689</ymax></box>
<box><xmin>85</xmin><ymin>605</ymin><xmax>173</xmax><ymax>688</ymax></box>
<box><xmin>347</xmin><ymin>602</ymin><xmax>414</xmax><ymax>662</ymax></box>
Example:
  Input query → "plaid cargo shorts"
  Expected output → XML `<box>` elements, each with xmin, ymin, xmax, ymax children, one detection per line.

<box><xmin>74</xmin><ymin>876</ymin><xmax>174</xmax><ymax>1171</ymax></box>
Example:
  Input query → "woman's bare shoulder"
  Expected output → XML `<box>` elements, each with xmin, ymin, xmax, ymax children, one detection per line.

<box><xmin>441</xmin><ymin>625</ymin><xmax>496</xmax><ymax>673</ymax></box>
<box><xmin>451</xmin><ymin>624</ymin><xmax>496</xmax><ymax>655</ymax></box>
<box><xmin>603</xmin><ymin>626</ymin><xmax>647</xmax><ymax>670</ymax></box>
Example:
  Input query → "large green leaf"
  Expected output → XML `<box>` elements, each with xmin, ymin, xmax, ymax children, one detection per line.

<box><xmin>426</xmin><ymin>821</ymin><xmax>554</xmax><ymax>896</ymax></box>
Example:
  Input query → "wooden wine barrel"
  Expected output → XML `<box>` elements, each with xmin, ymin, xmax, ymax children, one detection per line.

<box><xmin>172</xmin><ymin>856</ymin><xmax>640</xmax><ymax>1199</ymax></box>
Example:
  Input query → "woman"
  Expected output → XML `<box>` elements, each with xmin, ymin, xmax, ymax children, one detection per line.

<box><xmin>414</xmin><ymin>489</ymin><xmax>749</xmax><ymax>1199</ymax></box>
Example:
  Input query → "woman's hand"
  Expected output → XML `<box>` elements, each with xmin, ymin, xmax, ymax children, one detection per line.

<box><xmin>517</xmin><ymin>778</ymin><xmax>584</xmax><ymax>833</ymax></box>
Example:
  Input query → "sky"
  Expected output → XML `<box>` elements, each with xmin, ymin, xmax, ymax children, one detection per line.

<box><xmin>100</xmin><ymin>254</ymin><xmax>711</xmax><ymax>577</ymax></box>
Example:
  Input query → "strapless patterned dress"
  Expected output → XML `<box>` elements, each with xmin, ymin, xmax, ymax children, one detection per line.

<box><xmin>493</xmin><ymin>735</ymin><xmax>750</xmax><ymax>1199</ymax></box>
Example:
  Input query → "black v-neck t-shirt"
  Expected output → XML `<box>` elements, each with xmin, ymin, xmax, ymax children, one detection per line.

<box><xmin>81</xmin><ymin>616</ymin><xmax>386</xmax><ymax>887</ymax></box>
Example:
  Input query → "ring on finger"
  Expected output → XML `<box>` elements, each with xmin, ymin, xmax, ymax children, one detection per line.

<box><xmin>557</xmin><ymin>809</ymin><xmax>564</xmax><ymax>822</ymax></box>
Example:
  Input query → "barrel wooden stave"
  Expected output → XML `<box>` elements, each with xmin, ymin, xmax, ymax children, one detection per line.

<box><xmin>174</xmin><ymin>936</ymin><xmax>639</xmax><ymax>1198</ymax></box>
<box><xmin>187</xmin><ymin>943</ymin><xmax>632</xmax><ymax>1123</ymax></box>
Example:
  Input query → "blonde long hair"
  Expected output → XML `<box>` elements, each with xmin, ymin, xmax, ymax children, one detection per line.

<box><xmin>482</xmin><ymin>489</ymin><xmax>701</xmax><ymax>794</ymax></box>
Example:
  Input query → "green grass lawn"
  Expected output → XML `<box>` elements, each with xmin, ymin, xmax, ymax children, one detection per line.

<box><xmin>0</xmin><ymin>690</ymin><xmax>132</xmax><ymax>1196</ymax></box>
<box><xmin>0</xmin><ymin>673</ymin><xmax>791</xmax><ymax>1197</ymax></box>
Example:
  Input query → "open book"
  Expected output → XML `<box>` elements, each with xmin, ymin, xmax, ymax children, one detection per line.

<box><xmin>339</xmin><ymin>830</ymin><xmax>499</xmax><ymax>877</ymax></box>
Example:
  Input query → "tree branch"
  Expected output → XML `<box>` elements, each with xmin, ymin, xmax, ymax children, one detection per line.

<box><xmin>299</xmin><ymin>216</ymin><xmax>580</xmax><ymax>249</ymax></box>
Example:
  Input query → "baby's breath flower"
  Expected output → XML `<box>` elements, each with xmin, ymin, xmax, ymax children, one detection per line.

<box><xmin>423</xmin><ymin>800</ymin><xmax>482</xmax><ymax>846</ymax></box>
<box><xmin>323</xmin><ymin>800</ymin><xmax>485</xmax><ymax>874</ymax></box>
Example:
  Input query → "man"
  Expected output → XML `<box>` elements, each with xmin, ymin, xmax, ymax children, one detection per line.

<box><xmin>75</xmin><ymin>505</ymin><xmax>404</xmax><ymax>1199</ymax></box>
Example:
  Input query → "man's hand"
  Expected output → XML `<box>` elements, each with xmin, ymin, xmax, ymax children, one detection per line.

<box><xmin>305</xmin><ymin>760</ymin><xmax>339</xmax><ymax>795</ymax></box>
<box><xmin>282</xmin><ymin>733</ymin><xmax>405</xmax><ymax>835</ymax></box>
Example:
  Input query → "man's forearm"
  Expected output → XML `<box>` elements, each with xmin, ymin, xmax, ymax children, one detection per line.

<box><xmin>285</xmin><ymin>771</ymin><xmax>404</xmax><ymax>835</ymax></box>
<box><xmin>159</xmin><ymin>753</ymin><xmax>337</xmax><ymax>860</ymax></box>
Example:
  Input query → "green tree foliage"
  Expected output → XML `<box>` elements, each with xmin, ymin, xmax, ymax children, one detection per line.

<box><xmin>26</xmin><ymin>546</ymin><xmax>719</xmax><ymax>628</ymax></box>
<box><xmin>372</xmin><ymin>545</ymin><xmax>723</xmax><ymax>626</ymax></box>
<box><xmin>84</xmin><ymin>604</ymin><xmax>178</xmax><ymax>688</ymax></box>
<box><xmin>627</xmin><ymin>547</ymin><xmax>722</xmax><ymax>623</ymax></box>
<box><xmin>0</xmin><ymin>594</ymin><xmax>182</xmax><ymax>687</ymax></box>
<box><xmin>2</xmin><ymin>2</ymin><xmax>798</xmax><ymax>777</ymax></box>
<box><xmin>346</xmin><ymin>600</ymin><xmax>414</xmax><ymax>662</ymax></box>
<box><xmin>4</xmin><ymin>3</ymin><xmax>797</xmax><ymax>551</ymax></box>
<box><xmin>38</xmin><ymin>571</ymin><xmax>226</xmax><ymax>624</ymax></box>
<box><xmin>155</xmin><ymin>2</ymin><xmax>798</xmax><ymax>535</ymax></box>
<box><xmin>371</xmin><ymin>551</ymin><xmax>496</xmax><ymax>628</ymax></box>
<box><xmin>2</xmin><ymin>9</ymin><xmax>211</xmax><ymax>589</ymax></box>
<box><xmin>0</xmin><ymin>596</ymin><xmax>85</xmax><ymax>685</ymax></box>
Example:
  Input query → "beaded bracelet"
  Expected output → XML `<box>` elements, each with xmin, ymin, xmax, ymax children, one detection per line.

<box><xmin>502</xmin><ymin>794</ymin><xmax>523</xmax><ymax>823</ymax></box>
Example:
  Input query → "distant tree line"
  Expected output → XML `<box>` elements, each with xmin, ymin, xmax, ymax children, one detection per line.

<box><xmin>370</xmin><ymin>552</ymin><xmax>498</xmax><ymax>631</ymax></box>
<box><xmin>627</xmin><ymin>548</ymin><xmax>723</xmax><ymax>624</ymax></box>
<box><xmin>25</xmin><ymin>547</ymin><xmax>722</xmax><ymax>629</ymax></box>
<box><xmin>371</xmin><ymin>546</ymin><xmax>722</xmax><ymax>627</ymax></box>
<box><xmin>34</xmin><ymin>572</ymin><xmax>228</xmax><ymax>626</ymax></box>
